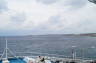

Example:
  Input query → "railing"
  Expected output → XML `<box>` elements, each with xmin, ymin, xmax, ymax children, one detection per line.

<box><xmin>16</xmin><ymin>52</ymin><xmax>71</xmax><ymax>58</ymax></box>
<box><xmin>15</xmin><ymin>52</ymin><xmax>93</xmax><ymax>60</ymax></box>
<box><xmin>0</xmin><ymin>51</ymin><xmax>94</xmax><ymax>61</ymax></box>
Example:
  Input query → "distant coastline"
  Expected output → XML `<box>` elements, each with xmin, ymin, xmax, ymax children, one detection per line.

<box><xmin>0</xmin><ymin>33</ymin><xmax>96</xmax><ymax>37</ymax></box>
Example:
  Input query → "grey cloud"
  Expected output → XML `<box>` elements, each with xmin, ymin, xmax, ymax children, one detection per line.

<box><xmin>36</xmin><ymin>0</ymin><xmax>57</xmax><ymax>4</ymax></box>
<box><xmin>38</xmin><ymin>15</ymin><xmax>65</xmax><ymax>31</ymax></box>
<box><xmin>29</xmin><ymin>16</ymin><xmax>62</xmax><ymax>33</ymax></box>
<box><xmin>45</xmin><ymin>16</ymin><xmax>61</xmax><ymax>28</ymax></box>
<box><xmin>49</xmin><ymin>16</ymin><xmax>61</xmax><ymax>24</ymax></box>
<box><xmin>63</xmin><ymin>0</ymin><xmax>87</xmax><ymax>9</ymax></box>
<box><xmin>11</xmin><ymin>13</ymin><xmax>26</xmax><ymax>24</ymax></box>
<box><xmin>0</xmin><ymin>0</ymin><xmax>8</xmax><ymax>12</ymax></box>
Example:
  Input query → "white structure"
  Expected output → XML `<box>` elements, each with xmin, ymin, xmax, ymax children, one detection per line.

<box><xmin>1</xmin><ymin>39</ymin><xmax>10</xmax><ymax>63</ymax></box>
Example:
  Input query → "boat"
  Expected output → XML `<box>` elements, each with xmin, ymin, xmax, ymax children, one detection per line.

<box><xmin>0</xmin><ymin>39</ymin><xmax>96</xmax><ymax>63</ymax></box>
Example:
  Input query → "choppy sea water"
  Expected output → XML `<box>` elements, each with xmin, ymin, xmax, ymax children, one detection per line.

<box><xmin>0</xmin><ymin>35</ymin><xmax>96</xmax><ymax>59</ymax></box>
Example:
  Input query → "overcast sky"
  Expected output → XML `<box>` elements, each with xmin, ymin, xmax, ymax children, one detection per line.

<box><xmin>0</xmin><ymin>0</ymin><xmax>96</xmax><ymax>36</ymax></box>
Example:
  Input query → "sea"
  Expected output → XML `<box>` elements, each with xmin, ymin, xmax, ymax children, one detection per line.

<box><xmin>0</xmin><ymin>35</ymin><xmax>96</xmax><ymax>59</ymax></box>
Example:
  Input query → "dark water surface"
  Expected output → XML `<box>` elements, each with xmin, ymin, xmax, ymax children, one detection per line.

<box><xmin>0</xmin><ymin>35</ymin><xmax>96</xmax><ymax>59</ymax></box>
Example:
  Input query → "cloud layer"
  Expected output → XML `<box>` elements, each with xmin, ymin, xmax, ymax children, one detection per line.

<box><xmin>0</xmin><ymin>0</ymin><xmax>96</xmax><ymax>35</ymax></box>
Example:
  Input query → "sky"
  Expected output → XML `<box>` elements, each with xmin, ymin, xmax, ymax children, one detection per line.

<box><xmin>0</xmin><ymin>0</ymin><xmax>96</xmax><ymax>36</ymax></box>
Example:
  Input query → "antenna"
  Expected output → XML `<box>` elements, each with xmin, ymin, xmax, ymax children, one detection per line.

<box><xmin>5</xmin><ymin>39</ymin><xmax>8</xmax><ymax>59</ymax></box>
